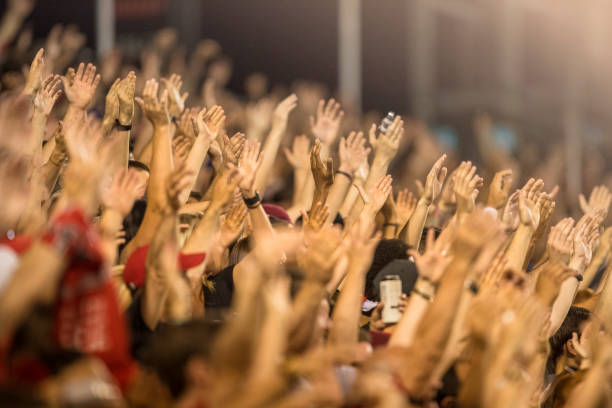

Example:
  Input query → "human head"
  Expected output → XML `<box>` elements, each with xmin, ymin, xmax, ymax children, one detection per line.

<box><xmin>546</xmin><ymin>306</ymin><xmax>592</xmax><ymax>376</ymax></box>
<box><xmin>127</xmin><ymin>160</ymin><xmax>150</xmax><ymax>199</ymax></box>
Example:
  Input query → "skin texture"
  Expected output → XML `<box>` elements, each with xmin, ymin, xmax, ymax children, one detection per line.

<box><xmin>6</xmin><ymin>29</ymin><xmax>612</xmax><ymax>408</ymax></box>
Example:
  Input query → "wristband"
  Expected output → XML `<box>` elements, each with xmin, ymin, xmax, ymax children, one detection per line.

<box><xmin>243</xmin><ymin>192</ymin><xmax>261</xmax><ymax>208</ymax></box>
<box><xmin>114</xmin><ymin>119</ymin><xmax>132</xmax><ymax>131</ymax></box>
<box><xmin>336</xmin><ymin>170</ymin><xmax>353</xmax><ymax>181</ymax></box>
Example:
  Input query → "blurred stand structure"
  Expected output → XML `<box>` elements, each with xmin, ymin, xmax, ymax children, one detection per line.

<box><xmin>13</xmin><ymin>0</ymin><xmax>612</xmax><ymax>200</ymax></box>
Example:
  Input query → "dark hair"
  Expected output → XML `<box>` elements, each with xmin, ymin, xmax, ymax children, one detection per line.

<box><xmin>546</xmin><ymin>306</ymin><xmax>591</xmax><ymax>376</ymax></box>
<box><xmin>364</xmin><ymin>239</ymin><xmax>411</xmax><ymax>300</ymax></box>
<box><xmin>128</xmin><ymin>160</ymin><xmax>150</xmax><ymax>173</ymax></box>
<box><xmin>120</xmin><ymin>199</ymin><xmax>147</xmax><ymax>254</ymax></box>
<box><xmin>138</xmin><ymin>320</ymin><xmax>222</xmax><ymax>398</ymax></box>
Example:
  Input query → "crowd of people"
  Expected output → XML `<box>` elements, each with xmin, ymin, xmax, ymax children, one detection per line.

<box><xmin>1</xmin><ymin>1</ymin><xmax>612</xmax><ymax>407</ymax></box>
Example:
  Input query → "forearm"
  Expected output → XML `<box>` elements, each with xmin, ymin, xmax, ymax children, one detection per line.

<box><xmin>135</xmin><ymin>139</ymin><xmax>153</xmax><ymax>167</ymax></box>
<box><xmin>401</xmin><ymin>257</ymin><xmax>471</xmax><ymax>397</ymax></box>
<box><xmin>247</xmin><ymin>309</ymin><xmax>289</xmax><ymax>388</ymax></box>
<box><xmin>406</xmin><ymin>199</ymin><xmax>430</xmax><ymax>249</ymax></box>
<box><xmin>63</xmin><ymin>104</ymin><xmax>86</xmax><ymax>126</ymax></box>
<box><xmin>248</xmin><ymin>203</ymin><xmax>275</xmax><ymax>237</ymax></box>
<box><xmin>549</xmin><ymin>277</ymin><xmax>580</xmax><ymax>335</ymax></box>
<box><xmin>254</xmin><ymin>124</ymin><xmax>285</xmax><ymax>193</ymax></box>
<box><xmin>126</xmin><ymin>124</ymin><xmax>172</xmax><ymax>252</ymax></box>
<box><xmin>142</xmin><ymin>211</ymin><xmax>177</xmax><ymax>330</ymax></box>
<box><xmin>288</xmin><ymin>281</ymin><xmax>327</xmax><ymax>353</ymax></box>
<box><xmin>29</xmin><ymin>110</ymin><xmax>47</xmax><ymax>159</ymax></box>
<box><xmin>106</xmin><ymin>128</ymin><xmax>130</xmax><ymax>171</ymax></box>
<box><xmin>388</xmin><ymin>292</ymin><xmax>430</xmax><ymax>347</ymax></box>
<box><xmin>347</xmin><ymin>155</ymin><xmax>390</xmax><ymax>219</ymax></box>
<box><xmin>324</xmin><ymin>172</ymin><xmax>351</xmax><ymax>224</ymax></box>
<box><xmin>182</xmin><ymin>204</ymin><xmax>222</xmax><ymax>254</ymax></box>
<box><xmin>329</xmin><ymin>264</ymin><xmax>367</xmax><ymax>346</ymax></box>
<box><xmin>178</xmin><ymin>138</ymin><xmax>211</xmax><ymax>204</ymax></box>
<box><xmin>290</xmin><ymin>169</ymin><xmax>308</xmax><ymax>208</ymax></box>
<box><xmin>595</xmin><ymin>258</ymin><xmax>612</xmax><ymax>325</ymax></box>
<box><xmin>504</xmin><ymin>225</ymin><xmax>533</xmax><ymax>272</ymax></box>
<box><xmin>39</xmin><ymin>161</ymin><xmax>63</xmax><ymax>199</ymax></box>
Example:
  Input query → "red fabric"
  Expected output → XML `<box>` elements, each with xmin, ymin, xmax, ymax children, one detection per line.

<box><xmin>123</xmin><ymin>244</ymin><xmax>206</xmax><ymax>289</ymax></box>
<box><xmin>43</xmin><ymin>207</ymin><xmax>136</xmax><ymax>391</ymax></box>
<box><xmin>369</xmin><ymin>330</ymin><xmax>391</xmax><ymax>348</ymax></box>
<box><xmin>262</xmin><ymin>203</ymin><xmax>292</xmax><ymax>223</ymax></box>
<box><xmin>0</xmin><ymin>235</ymin><xmax>33</xmax><ymax>254</ymax></box>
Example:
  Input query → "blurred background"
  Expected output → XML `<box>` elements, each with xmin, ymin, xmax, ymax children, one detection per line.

<box><xmin>1</xmin><ymin>0</ymin><xmax>612</xmax><ymax>210</ymax></box>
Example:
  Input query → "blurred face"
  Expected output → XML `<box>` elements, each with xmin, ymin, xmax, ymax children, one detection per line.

<box><xmin>132</xmin><ymin>169</ymin><xmax>150</xmax><ymax>199</ymax></box>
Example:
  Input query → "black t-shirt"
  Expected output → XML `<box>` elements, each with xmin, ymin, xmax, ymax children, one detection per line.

<box><xmin>202</xmin><ymin>264</ymin><xmax>235</xmax><ymax>319</ymax></box>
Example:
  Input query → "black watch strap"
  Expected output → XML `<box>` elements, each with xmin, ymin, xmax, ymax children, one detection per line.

<box><xmin>114</xmin><ymin>119</ymin><xmax>132</xmax><ymax>131</ymax></box>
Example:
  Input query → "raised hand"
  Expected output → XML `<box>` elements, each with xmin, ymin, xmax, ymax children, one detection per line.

<box><xmin>237</xmin><ymin>140</ymin><xmax>263</xmax><ymax>196</ymax></box>
<box><xmin>452</xmin><ymin>207</ymin><xmax>502</xmax><ymax>260</ymax></box>
<box><xmin>172</xmin><ymin>136</ymin><xmax>192</xmax><ymax>166</ymax></box>
<box><xmin>438</xmin><ymin>167</ymin><xmax>458</xmax><ymax>209</ymax></box>
<box><xmin>368</xmin><ymin>116</ymin><xmax>404</xmax><ymax>162</ymax></box>
<box><xmin>579</xmin><ymin>185</ymin><xmax>612</xmax><ymax>219</ymax></box>
<box><xmin>408</xmin><ymin>228</ymin><xmax>452</xmax><ymax>284</ymax></box>
<box><xmin>363</xmin><ymin>175</ymin><xmax>393</xmax><ymax>215</ymax></box>
<box><xmin>520</xmin><ymin>178</ymin><xmax>545</xmax><ymax>203</ymax></box>
<box><xmin>570</xmin><ymin>214</ymin><xmax>600</xmax><ymax>271</ymax></box>
<box><xmin>117</xmin><ymin>71</ymin><xmax>136</xmax><ymax>125</ymax></box>
<box><xmin>517</xmin><ymin>190</ymin><xmax>541</xmax><ymax>232</ymax></box>
<box><xmin>23</xmin><ymin>48</ymin><xmax>45</xmax><ymax>96</ymax></box>
<box><xmin>166</xmin><ymin>163</ymin><xmax>194</xmax><ymax>211</ymax></box>
<box><xmin>61</xmin><ymin>62</ymin><xmax>101</xmax><ymax>109</ymax></box>
<box><xmin>346</xmin><ymin>215</ymin><xmax>382</xmax><ymax>266</ymax></box>
<box><xmin>421</xmin><ymin>154</ymin><xmax>448</xmax><ymax>206</ymax></box>
<box><xmin>219</xmin><ymin>201</ymin><xmax>248</xmax><ymax>247</ymax></box>
<box><xmin>176</xmin><ymin>107</ymin><xmax>199</xmax><ymax>141</ymax></box>
<box><xmin>192</xmin><ymin>105</ymin><xmax>225</xmax><ymax>142</ymax></box>
<box><xmin>501</xmin><ymin>191</ymin><xmax>520</xmax><ymax>231</ymax></box>
<box><xmin>245</xmin><ymin>97</ymin><xmax>274</xmax><ymax>134</ymax></box>
<box><xmin>487</xmin><ymin>169</ymin><xmax>513</xmax><ymax>209</ymax></box>
<box><xmin>547</xmin><ymin>218</ymin><xmax>575</xmax><ymax>265</ymax></box>
<box><xmin>101</xmin><ymin>167</ymin><xmax>142</xmax><ymax>217</ymax></box>
<box><xmin>310</xmin><ymin>139</ymin><xmax>334</xmax><ymax>191</ymax></box>
<box><xmin>161</xmin><ymin>73</ymin><xmax>188</xmax><ymax>117</ymax></box>
<box><xmin>535</xmin><ymin>262</ymin><xmax>579</xmax><ymax>307</ymax></box>
<box><xmin>226</xmin><ymin>132</ymin><xmax>246</xmax><ymax>163</ymax></box>
<box><xmin>395</xmin><ymin>189</ymin><xmax>418</xmax><ymax>227</ymax></box>
<box><xmin>283</xmin><ymin>135</ymin><xmax>311</xmax><ymax>170</ymax></box>
<box><xmin>135</xmin><ymin>79</ymin><xmax>169</xmax><ymax>127</ymax></box>
<box><xmin>303</xmin><ymin>201</ymin><xmax>330</xmax><ymax>233</ymax></box>
<box><xmin>273</xmin><ymin>93</ymin><xmax>298</xmax><ymax>128</ymax></box>
<box><xmin>338</xmin><ymin>131</ymin><xmax>370</xmax><ymax>175</ymax></box>
<box><xmin>299</xmin><ymin>224</ymin><xmax>344</xmax><ymax>284</ymax></box>
<box><xmin>453</xmin><ymin>161</ymin><xmax>483</xmax><ymax>215</ymax></box>
<box><xmin>33</xmin><ymin>74</ymin><xmax>62</xmax><ymax>116</ymax></box>
<box><xmin>310</xmin><ymin>98</ymin><xmax>343</xmax><ymax>145</ymax></box>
